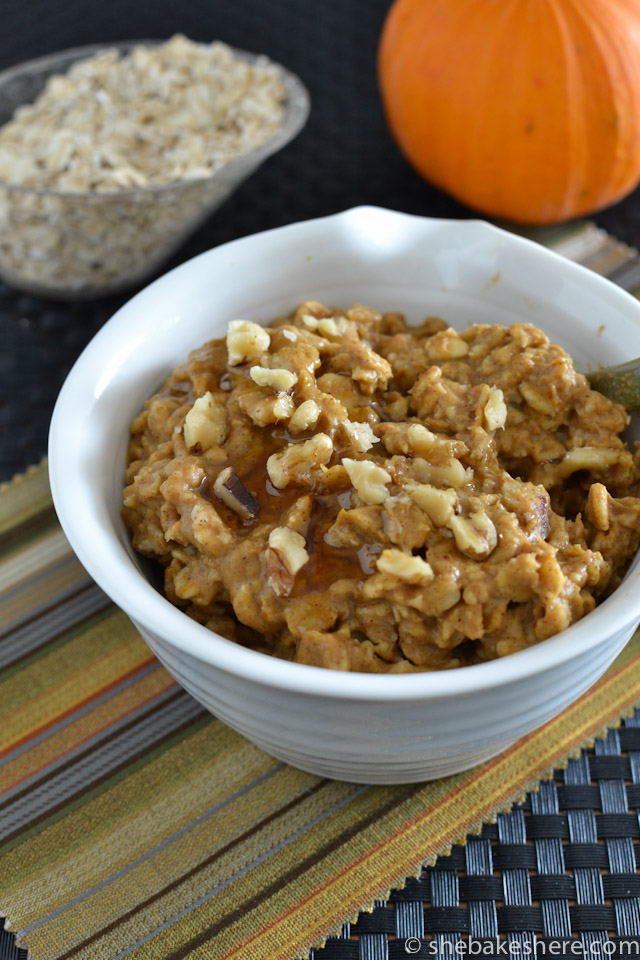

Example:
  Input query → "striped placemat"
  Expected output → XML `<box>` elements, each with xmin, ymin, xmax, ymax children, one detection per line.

<box><xmin>1</xmin><ymin>221</ymin><xmax>640</xmax><ymax>960</ymax></box>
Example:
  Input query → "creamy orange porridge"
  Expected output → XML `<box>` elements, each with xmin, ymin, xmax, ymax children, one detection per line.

<box><xmin>123</xmin><ymin>301</ymin><xmax>640</xmax><ymax>672</ymax></box>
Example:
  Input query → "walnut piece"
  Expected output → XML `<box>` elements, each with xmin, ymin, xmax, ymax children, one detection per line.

<box><xmin>484</xmin><ymin>387</ymin><xmax>507</xmax><ymax>432</ymax></box>
<box><xmin>268</xmin><ymin>526</ymin><xmax>309</xmax><ymax>574</ymax></box>
<box><xmin>301</xmin><ymin>315</ymin><xmax>350</xmax><ymax>336</ymax></box>
<box><xmin>409</xmin><ymin>483</ymin><xmax>458</xmax><ymax>526</ymax></box>
<box><xmin>414</xmin><ymin>457</ymin><xmax>471</xmax><ymax>488</ymax></box>
<box><xmin>376</xmin><ymin>548</ymin><xmax>434</xmax><ymax>584</ymax></box>
<box><xmin>213</xmin><ymin>466</ymin><xmax>259</xmax><ymax>519</ymax></box>
<box><xmin>448</xmin><ymin>509</ymin><xmax>497</xmax><ymax>559</ymax></box>
<box><xmin>407</xmin><ymin>423</ymin><xmax>436</xmax><ymax>456</ymax></box>
<box><xmin>265</xmin><ymin>526</ymin><xmax>309</xmax><ymax>597</ymax></box>
<box><xmin>556</xmin><ymin>446</ymin><xmax>622</xmax><ymax>478</ymax></box>
<box><xmin>226</xmin><ymin>320</ymin><xmax>270</xmax><ymax>366</ymax></box>
<box><xmin>342</xmin><ymin>420</ymin><xmax>379</xmax><ymax>453</ymax></box>
<box><xmin>249</xmin><ymin>366</ymin><xmax>298</xmax><ymax>391</ymax></box>
<box><xmin>342</xmin><ymin>458</ymin><xmax>391</xmax><ymax>504</ymax></box>
<box><xmin>183</xmin><ymin>392</ymin><xmax>227</xmax><ymax>451</ymax></box>
<box><xmin>425</xmin><ymin>327</ymin><xmax>470</xmax><ymax>361</ymax></box>
<box><xmin>288</xmin><ymin>399</ymin><xmax>320</xmax><ymax>434</ymax></box>
<box><xmin>237</xmin><ymin>384</ymin><xmax>294</xmax><ymax>426</ymax></box>
<box><xmin>267</xmin><ymin>433</ymin><xmax>334</xmax><ymax>489</ymax></box>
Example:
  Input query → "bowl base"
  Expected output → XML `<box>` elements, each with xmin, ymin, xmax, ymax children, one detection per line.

<box><xmin>243</xmin><ymin>740</ymin><xmax>515</xmax><ymax>785</ymax></box>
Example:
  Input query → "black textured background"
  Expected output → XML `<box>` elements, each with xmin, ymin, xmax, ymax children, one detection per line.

<box><xmin>1</xmin><ymin>0</ymin><xmax>640</xmax><ymax>482</ymax></box>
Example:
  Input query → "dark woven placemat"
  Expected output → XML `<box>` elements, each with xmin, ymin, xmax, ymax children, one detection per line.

<box><xmin>310</xmin><ymin>710</ymin><xmax>640</xmax><ymax>960</ymax></box>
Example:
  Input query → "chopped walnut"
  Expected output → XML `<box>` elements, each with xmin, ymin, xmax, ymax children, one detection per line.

<box><xmin>268</xmin><ymin>526</ymin><xmax>309</xmax><ymax>574</ymax></box>
<box><xmin>226</xmin><ymin>320</ymin><xmax>270</xmax><ymax>366</ymax></box>
<box><xmin>425</xmin><ymin>328</ymin><xmax>470</xmax><ymax>361</ymax></box>
<box><xmin>267</xmin><ymin>433</ymin><xmax>334</xmax><ymax>489</ymax></box>
<box><xmin>288</xmin><ymin>399</ymin><xmax>320</xmax><ymax>434</ymax></box>
<box><xmin>556</xmin><ymin>446</ymin><xmax>622</xmax><ymax>479</ymax></box>
<box><xmin>183</xmin><ymin>392</ymin><xmax>227</xmax><ymax>451</ymax></box>
<box><xmin>414</xmin><ymin>457</ymin><xmax>471</xmax><ymax>489</ymax></box>
<box><xmin>407</xmin><ymin>423</ymin><xmax>436</xmax><ymax>456</ymax></box>
<box><xmin>237</xmin><ymin>383</ymin><xmax>294</xmax><ymax>426</ymax></box>
<box><xmin>376</xmin><ymin>548</ymin><xmax>434</xmax><ymax>584</ymax></box>
<box><xmin>483</xmin><ymin>387</ymin><xmax>507</xmax><ymax>432</ymax></box>
<box><xmin>301</xmin><ymin>314</ymin><xmax>350</xmax><ymax>336</ymax></box>
<box><xmin>468</xmin><ymin>508</ymin><xmax>498</xmax><ymax>549</ymax></box>
<box><xmin>265</xmin><ymin>526</ymin><xmax>309</xmax><ymax>597</ymax></box>
<box><xmin>342</xmin><ymin>420</ymin><xmax>379</xmax><ymax>453</ymax></box>
<box><xmin>342</xmin><ymin>457</ymin><xmax>391</xmax><ymax>504</ymax></box>
<box><xmin>213</xmin><ymin>467</ymin><xmax>259</xmax><ymax>519</ymax></box>
<box><xmin>448</xmin><ymin>509</ymin><xmax>497</xmax><ymax>559</ymax></box>
<box><xmin>249</xmin><ymin>366</ymin><xmax>298</xmax><ymax>391</ymax></box>
<box><xmin>409</xmin><ymin>483</ymin><xmax>458</xmax><ymax>526</ymax></box>
<box><xmin>272</xmin><ymin>395</ymin><xmax>296</xmax><ymax>420</ymax></box>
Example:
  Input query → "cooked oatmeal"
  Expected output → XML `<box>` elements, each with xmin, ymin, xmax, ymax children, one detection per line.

<box><xmin>123</xmin><ymin>302</ymin><xmax>640</xmax><ymax>672</ymax></box>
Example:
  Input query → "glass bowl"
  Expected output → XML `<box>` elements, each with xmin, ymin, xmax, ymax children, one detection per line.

<box><xmin>0</xmin><ymin>41</ymin><xmax>310</xmax><ymax>300</ymax></box>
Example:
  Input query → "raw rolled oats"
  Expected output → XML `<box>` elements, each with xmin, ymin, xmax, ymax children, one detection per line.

<box><xmin>0</xmin><ymin>36</ymin><xmax>288</xmax><ymax>295</ymax></box>
<box><xmin>0</xmin><ymin>36</ymin><xmax>286</xmax><ymax>192</ymax></box>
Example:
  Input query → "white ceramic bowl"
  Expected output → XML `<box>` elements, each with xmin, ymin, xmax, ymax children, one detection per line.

<box><xmin>48</xmin><ymin>207</ymin><xmax>640</xmax><ymax>784</ymax></box>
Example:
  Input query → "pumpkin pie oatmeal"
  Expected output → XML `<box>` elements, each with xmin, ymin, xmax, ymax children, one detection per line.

<box><xmin>122</xmin><ymin>302</ymin><xmax>640</xmax><ymax>672</ymax></box>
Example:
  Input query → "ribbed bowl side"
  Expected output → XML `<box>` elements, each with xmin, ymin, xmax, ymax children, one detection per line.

<box><xmin>134</xmin><ymin>621</ymin><xmax>634</xmax><ymax>784</ymax></box>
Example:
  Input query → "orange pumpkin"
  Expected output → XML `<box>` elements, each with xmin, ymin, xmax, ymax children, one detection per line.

<box><xmin>378</xmin><ymin>0</ymin><xmax>640</xmax><ymax>224</ymax></box>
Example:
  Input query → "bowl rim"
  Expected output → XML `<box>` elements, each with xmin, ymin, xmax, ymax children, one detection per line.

<box><xmin>0</xmin><ymin>38</ymin><xmax>310</xmax><ymax>199</ymax></box>
<box><xmin>48</xmin><ymin>205</ymin><xmax>640</xmax><ymax>702</ymax></box>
